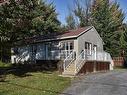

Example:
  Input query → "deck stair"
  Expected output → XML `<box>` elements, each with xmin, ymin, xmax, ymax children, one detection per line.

<box><xmin>62</xmin><ymin>49</ymin><xmax>114</xmax><ymax>76</ymax></box>
<box><xmin>62</xmin><ymin>62</ymin><xmax>76</xmax><ymax>75</ymax></box>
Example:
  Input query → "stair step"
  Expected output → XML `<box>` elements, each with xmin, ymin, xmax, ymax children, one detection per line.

<box><xmin>62</xmin><ymin>72</ymin><xmax>76</xmax><ymax>76</ymax></box>
<box><xmin>62</xmin><ymin>61</ymin><xmax>77</xmax><ymax>76</ymax></box>
<box><xmin>66</xmin><ymin>67</ymin><xmax>75</xmax><ymax>70</ymax></box>
<box><xmin>65</xmin><ymin>69</ymin><xmax>75</xmax><ymax>72</ymax></box>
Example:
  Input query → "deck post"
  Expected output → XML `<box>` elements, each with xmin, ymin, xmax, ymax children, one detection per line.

<box><xmin>93</xmin><ymin>61</ymin><xmax>96</xmax><ymax>72</ymax></box>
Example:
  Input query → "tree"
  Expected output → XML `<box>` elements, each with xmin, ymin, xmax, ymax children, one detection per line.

<box><xmin>91</xmin><ymin>0</ymin><xmax>126</xmax><ymax>56</ymax></box>
<box><xmin>69</xmin><ymin>0</ymin><xmax>126</xmax><ymax>56</ymax></box>
<box><xmin>119</xmin><ymin>24</ymin><xmax>127</xmax><ymax>57</ymax></box>
<box><xmin>73</xmin><ymin>0</ymin><xmax>91</xmax><ymax>27</ymax></box>
<box><xmin>66</xmin><ymin>13</ymin><xmax>76</xmax><ymax>29</ymax></box>
<box><xmin>108</xmin><ymin>2</ymin><xmax>126</xmax><ymax>56</ymax></box>
<box><xmin>0</xmin><ymin>0</ymin><xmax>60</xmax><ymax>62</ymax></box>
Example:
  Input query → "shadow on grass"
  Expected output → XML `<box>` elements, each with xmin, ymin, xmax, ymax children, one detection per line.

<box><xmin>1</xmin><ymin>81</ymin><xmax>72</xmax><ymax>95</ymax></box>
<box><xmin>0</xmin><ymin>60</ymin><xmax>59</xmax><ymax>78</ymax></box>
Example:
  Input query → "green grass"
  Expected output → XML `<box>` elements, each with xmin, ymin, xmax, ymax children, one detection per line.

<box><xmin>0</xmin><ymin>61</ymin><xmax>12</xmax><ymax>68</ymax></box>
<box><xmin>0</xmin><ymin>72</ymin><xmax>72</xmax><ymax>95</ymax></box>
<box><xmin>114</xmin><ymin>66</ymin><xmax>127</xmax><ymax>71</ymax></box>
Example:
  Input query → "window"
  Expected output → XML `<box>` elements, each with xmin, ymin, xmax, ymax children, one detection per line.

<box><xmin>85</xmin><ymin>42</ymin><xmax>92</xmax><ymax>50</ymax></box>
<box><xmin>65</xmin><ymin>42</ymin><xmax>69</xmax><ymax>50</ymax></box>
<box><xmin>85</xmin><ymin>42</ymin><xmax>92</xmax><ymax>55</ymax></box>
<box><xmin>60</xmin><ymin>41</ymin><xmax>74</xmax><ymax>50</ymax></box>
<box><xmin>93</xmin><ymin>45</ymin><xmax>97</xmax><ymax>52</ymax></box>
<box><xmin>70</xmin><ymin>42</ymin><xmax>74</xmax><ymax>50</ymax></box>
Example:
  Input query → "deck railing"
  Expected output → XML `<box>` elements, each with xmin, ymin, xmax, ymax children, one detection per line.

<box><xmin>82</xmin><ymin>49</ymin><xmax>112</xmax><ymax>61</ymax></box>
<box><xmin>75</xmin><ymin>49</ymin><xmax>113</xmax><ymax>74</ymax></box>
<box><xmin>35</xmin><ymin>50</ymin><xmax>74</xmax><ymax>60</ymax></box>
<box><xmin>75</xmin><ymin>50</ymin><xmax>85</xmax><ymax>73</ymax></box>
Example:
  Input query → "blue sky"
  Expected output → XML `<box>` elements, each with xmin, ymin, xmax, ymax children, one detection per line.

<box><xmin>48</xmin><ymin>0</ymin><xmax>127</xmax><ymax>24</ymax></box>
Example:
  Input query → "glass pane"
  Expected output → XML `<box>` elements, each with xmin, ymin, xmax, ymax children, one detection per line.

<box><xmin>70</xmin><ymin>42</ymin><xmax>74</xmax><ymax>50</ymax></box>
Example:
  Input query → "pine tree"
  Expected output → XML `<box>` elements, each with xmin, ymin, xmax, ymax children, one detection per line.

<box><xmin>91</xmin><ymin>0</ymin><xmax>125</xmax><ymax>56</ymax></box>
<box><xmin>70</xmin><ymin>0</ymin><xmax>126</xmax><ymax>56</ymax></box>
<box><xmin>108</xmin><ymin>2</ymin><xmax>126</xmax><ymax>56</ymax></box>
<box><xmin>0</xmin><ymin>0</ymin><xmax>60</xmax><ymax>62</ymax></box>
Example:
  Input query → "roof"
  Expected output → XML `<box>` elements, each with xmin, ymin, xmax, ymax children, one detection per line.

<box><xmin>34</xmin><ymin>26</ymin><xmax>92</xmax><ymax>41</ymax></box>
<box><xmin>15</xmin><ymin>26</ymin><xmax>93</xmax><ymax>45</ymax></box>
<box><xmin>57</xmin><ymin>26</ymin><xmax>92</xmax><ymax>38</ymax></box>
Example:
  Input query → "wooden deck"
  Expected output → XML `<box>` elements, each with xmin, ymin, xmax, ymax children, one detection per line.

<box><xmin>78</xmin><ymin>61</ymin><xmax>110</xmax><ymax>74</ymax></box>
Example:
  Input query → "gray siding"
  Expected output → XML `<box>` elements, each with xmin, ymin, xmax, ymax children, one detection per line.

<box><xmin>77</xmin><ymin>28</ymin><xmax>103</xmax><ymax>55</ymax></box>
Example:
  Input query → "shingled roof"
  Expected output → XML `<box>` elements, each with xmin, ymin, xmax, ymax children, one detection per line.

<box><xmin>57</xmin><ymin>26</ymin><xmax>92</xmax><ymax>38</ymax></box>
<box><xmin>16</xmin><ymin>26</ymin><xmax>93</xmax><ymax>45</ymax></box>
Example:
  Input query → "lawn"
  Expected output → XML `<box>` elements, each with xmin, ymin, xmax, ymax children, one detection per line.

<box><xmin>0</xmin><ymin>61</ymin><xmax>12</xmax><ymax>68</ymax></box>
<box><xmin>0</xmin><ymin>61</ymin><xmax>72</xmax><ymax>95</ymax></box>
<box><xmin>0</xmin><ymin>71</ymin><xmax>71</xmax><ymax>95</ymax></box>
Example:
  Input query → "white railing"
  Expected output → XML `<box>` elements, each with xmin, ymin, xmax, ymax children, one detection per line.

<box><xmin>63</xmin><ymin>51</ymin><xmax>76</xmax><ymax>71</ymax></box>
<box><xmin>15</xmin><ymin>52</ymin><xmax>30</xmax><ymax>63</ymax></box>
<box><xmin>83</xmin><ymin>49</ymin><xmax>112</xmax><ymax>62</ymax></box>
<box><xmin>35</xmin><ymin>50</ymin><xmax>74</xmax><ymax>60</ymax></box>
<box><xmin>75</xmin><ymin>49</ymin><xmax>113</xmax><ymax>74</ymax></box>
<box><xmin>75</xmin><ymin>50</ymin><xmax>86</xmax><ymax>73</ymax></box>
<box><xmin>60</xmin><ymin>50</ymin><xmax>74</xmax><ymax>59</ymax></box>
<box><xmin>13</xmin><ymin>50</ymin><xmax>76</xmax><ymax>63</ymax></box>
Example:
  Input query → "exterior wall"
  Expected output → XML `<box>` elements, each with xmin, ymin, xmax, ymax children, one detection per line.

<box><xmin>11</xmin><ymin>39</ymin><xmax>76</xmax><ymax>63</ymax></box>
<box><xmin>77</xmin><ymin>28</ymin><xmax>104</xmax><ymax>55</ymax></box>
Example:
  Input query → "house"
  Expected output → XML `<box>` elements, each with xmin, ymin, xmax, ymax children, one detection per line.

<box><xmin>11</xmin><ymin>26</ymin><xmax>114</xmax><ymax>76</ymax></box>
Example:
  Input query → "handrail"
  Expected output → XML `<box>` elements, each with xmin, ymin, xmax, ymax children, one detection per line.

<box><xmin>63</xmin><ymin>51</ymin><xmax>75</xmax><ymax>71</ymax></box>
<box><xmin>75</xmin><ymin>50</ymin><xmax>86</xmax><ymax>74</ymax></box>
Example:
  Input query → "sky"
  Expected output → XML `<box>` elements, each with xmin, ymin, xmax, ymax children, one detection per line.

<box><xmin>48</xmin><ymin>0</ymin><xmax>127</xmax><ymax>24</ymax></box>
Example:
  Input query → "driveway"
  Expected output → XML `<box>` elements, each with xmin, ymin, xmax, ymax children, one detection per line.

<box><xmin>61</xmin><ymin>70</ymin><xmax>127</xmax><ymax>95</ymax></box>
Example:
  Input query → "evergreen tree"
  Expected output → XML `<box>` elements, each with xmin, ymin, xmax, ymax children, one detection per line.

<box><xmin>91</xmin><ymin>0</ymin><xmax>125</xmax><ymax>56</ymax></box>
<box><xmin>70</xmin><ymin>0</ymin><xmax>126</xmax><ymax>56</ymax></box>
<box><xmin>0</xmin><ymin>0</ymin><xmax>60</xmax><ymax>62</ymax></box>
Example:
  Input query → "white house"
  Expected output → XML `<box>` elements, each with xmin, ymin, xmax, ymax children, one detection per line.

<box><xmin>11</xmin><ymin>26</ymin><xmax>114</xmax><ymax>75</ymax></box>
